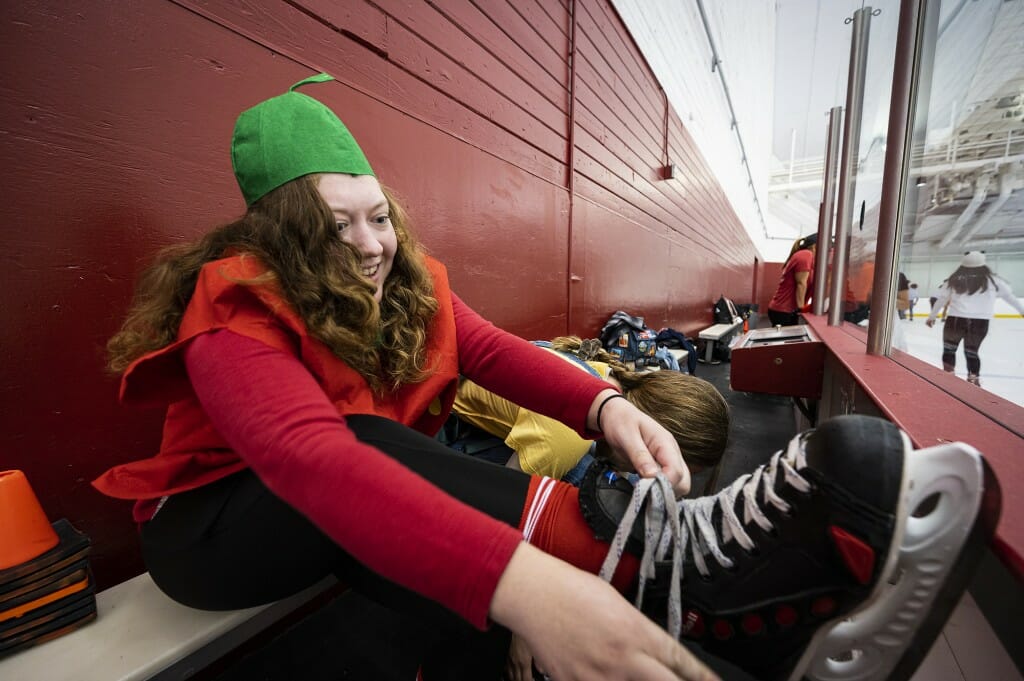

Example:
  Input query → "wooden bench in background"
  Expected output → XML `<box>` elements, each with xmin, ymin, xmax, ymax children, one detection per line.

<box><xmin>697</xmin><ymin>321</ymin><xmax>743</xmax><ymax>363</ymax></box>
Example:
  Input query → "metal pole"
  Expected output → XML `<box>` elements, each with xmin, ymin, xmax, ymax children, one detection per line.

<box><xmin>828</xmin><ymin>7</ymin><xmax>873</xmax><ymax>326</ymax></box>
<box><xmin>565</xmin><ymin>0</ymin><xmax>578</xmax><ymax>334</ymax></box>
<box><xmin>694</xmin><ymin>0</ymin><xmax>770</xmax><ymax>237</ymax></box>
<box><xmin>868</xmin><ymin>0</ymin><xmax>929</xmax><ymax>354</ymax></box>
<box><xmin>813</xmin><ymin>107</ymin><xmax>842</xmax><ymax>316</ymax></box>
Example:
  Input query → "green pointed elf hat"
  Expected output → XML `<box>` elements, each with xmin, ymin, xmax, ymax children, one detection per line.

<box><xmin>231</xmin><ymin>73</ymin><xmax>375</xmax><ymax>206</ymax></box>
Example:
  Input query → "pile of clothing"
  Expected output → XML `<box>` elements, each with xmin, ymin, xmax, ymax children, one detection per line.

<box><xmin>599</xmin><ymin>311</ymin><xmax>698</xmax><ymax>374</ymax></box>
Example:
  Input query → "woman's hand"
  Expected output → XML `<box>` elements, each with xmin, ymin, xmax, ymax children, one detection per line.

<box><xmin>505</xmin><ymin>633</ymin><xmax>537</xmax><ymax>681</ymax></box>
<box><xmin>587</xmin><ymin>389</ymin><xmax>690</xmax><ymax>495</ymax></box>
<box><xmin>491</xmin><ymin>543</ymin><xmax>719</xmax><ymax>681</ymax></box>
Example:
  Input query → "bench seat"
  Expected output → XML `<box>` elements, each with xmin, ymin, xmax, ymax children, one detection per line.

<box><xmin>0</xmin><ymin>572</ymin><xmax>336</xmax><ymax>681</ymax></box>
<box><xmin>697</xmin><ymin>321</ymin><xmax>743</xmax><ymax>363</ymax></box>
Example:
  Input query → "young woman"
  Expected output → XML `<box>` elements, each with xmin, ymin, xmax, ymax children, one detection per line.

<box><xmin>452</xmin><ymin>336</ymin><xmax>730</xmax><ymax>484</ymax></box>
<box><xmin>926</xmin><ymin>251</ymin><xmax>1024</xmax><ymax>387</ymax></box>
<box><xmin>92</xmin><ymin>74</ymin><xmax>979</xmax><ymax>681</ymax></box>
<box><xmin>767</xmin><ymin>234</ymin><xmax>817</xmax><ymax>327</ymax></box>
<box><xmin>93</xmin><ymin>73</ymin><xmax>714</xmax><ymax>681</ymax></box>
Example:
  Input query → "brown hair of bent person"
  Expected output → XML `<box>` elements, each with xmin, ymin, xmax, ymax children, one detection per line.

<box><xmin>106</xmin><ymin>176</ymin><xmax>437</xmax><ymax>392</ymax></box>
<box><xmin>550</xmin><ymin>336</ymin><xmax>730</xmax><ymax>471</ymax></box>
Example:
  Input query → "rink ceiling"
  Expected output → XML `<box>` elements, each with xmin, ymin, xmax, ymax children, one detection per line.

<box><xmin>1</xmin><ymin>0</ymin><xmax>763</xmax><ymax>586</ymax></box>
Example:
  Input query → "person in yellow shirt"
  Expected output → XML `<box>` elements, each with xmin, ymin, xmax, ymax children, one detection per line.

<box><xmin>452</xmin><ymin>337</ymin><xmax>729</xmax><ymax>484</ymax></box>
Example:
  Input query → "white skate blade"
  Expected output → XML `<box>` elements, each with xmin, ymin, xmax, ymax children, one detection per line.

<box><xmin>797</xmin><ymin>440</ymin><xmax>986</xmax><ymax>681</ymax></box>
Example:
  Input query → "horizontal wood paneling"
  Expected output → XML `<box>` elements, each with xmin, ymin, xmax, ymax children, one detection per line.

<box><xmin>578</xmin><ymin>1</ymin><xmax>665</xmax><ymax>135</ymax></box>
<box><xmin>467</xmin><ymin>0</ymin><xmax>570</xmax><ymax>87</ymax></box>
<box><xmin>370</xmin><ymin>0</ymin><xmax>568</xmax><ymax>143</ymax></box>
<box><xmin>3</xmin><ymin>0</ymin><xmax>760</xmax><ymax>587</ymax></box>
<box><xmin>183</xmin><ymin>0</ymin><xmax>569</xmax><ymax>182</ymax></box>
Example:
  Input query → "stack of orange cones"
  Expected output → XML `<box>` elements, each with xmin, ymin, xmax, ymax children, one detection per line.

<box><xmin>0</xmin><ymin>470</ymin><xmax>96</xmax><ymax>658</ymax></box>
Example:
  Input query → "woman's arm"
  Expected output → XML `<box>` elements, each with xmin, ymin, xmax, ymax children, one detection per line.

<box><xmin>453</xmin><ymin>295</ymin><xmax>688</xmax><ymax>493</ymax></box>
<box><xmin>927</xmin><ymin>284</ymin><xmax>952</xmax><ymax>324</ymax></box>
<box><xmin>452</xmin><ymin>293</ymin><xmax>608</xmax><ymax>435</ymax></box>
<box><xmin>996</xmin><ymin>280</ymin><xmax>1024</xmax><ymax>317</ymax></box>
<box><xmin>794</xmin><ymin>271</ymin><xmax>810</xmax><ymax>310</ymax></box>
<box><xmin>585</xmin><ymin>388</ymin><xmax>690</xmax><ymax>491</ymax></box>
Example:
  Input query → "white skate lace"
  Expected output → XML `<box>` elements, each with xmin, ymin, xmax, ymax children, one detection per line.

<box><xmin>598</xmin><ymin>434</ymin><xmax>812</xmax><ymax>639</ymax></box>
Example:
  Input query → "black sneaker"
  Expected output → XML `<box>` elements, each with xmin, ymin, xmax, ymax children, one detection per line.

<box><xmin>579</xmin><ymin>414</ymin><xmax>1000</xmax><ymax>681</ymax></box>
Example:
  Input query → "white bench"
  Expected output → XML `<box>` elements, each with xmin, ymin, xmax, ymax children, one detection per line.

<box><xmin>697</xmin><ymin>321</ymin><xmax>743</xmax><ymax>363</ymax></box>
<box><xmin>665</xmin><ymin>347</ymin><xmax>690</xmax><ymax>367</ymax></box>
<box><xmin>634</xmin><ymin>347</ymin><xmax>693</xmax><ymax>374</ymax></box>
<box><xmin>0</xmin><ymin>572</ymin><xmax>337</xmax><ymax>681</ymax></box>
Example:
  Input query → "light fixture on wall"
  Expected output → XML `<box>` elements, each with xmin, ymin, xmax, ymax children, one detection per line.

<box><xmin>660</xmin><ymin>162</ymin><xmax>676</xmax><ymax>180</ymax></box>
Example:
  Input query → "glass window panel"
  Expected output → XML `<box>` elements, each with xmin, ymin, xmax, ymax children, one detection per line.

<box><xmin>895</xmin><ymin>0</ymin><xmax>1024</xmax><ymax>406</ymax></box>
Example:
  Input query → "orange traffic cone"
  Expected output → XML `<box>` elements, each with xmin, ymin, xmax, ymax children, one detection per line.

<box><xmin>0</xmin><ymin>470</ymin><xmax>60</xmax><ymax>570</ymax></box>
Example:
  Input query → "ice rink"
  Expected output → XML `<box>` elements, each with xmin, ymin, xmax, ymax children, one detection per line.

<box><xmin>893</xmin><ymin>308</ymin><xmax>1024</xmax><ymax>407</ymax></box>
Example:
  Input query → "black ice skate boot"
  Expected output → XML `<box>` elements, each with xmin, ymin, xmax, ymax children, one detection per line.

<box><xmin>579</xmin><ymin>414</ymin><xmax>1000</xmax><ymax>681</ymax></box>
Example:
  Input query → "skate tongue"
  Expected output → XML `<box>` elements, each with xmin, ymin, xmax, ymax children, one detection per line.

<box><xmin>715</xmin><ymin>440</ymin><xmax>813</xmax><ymax>554</ymax></box>
<box><xmin>802</xmin><ymin>415</ymin><xmax>905</xmax><ymax>514</ymax></box>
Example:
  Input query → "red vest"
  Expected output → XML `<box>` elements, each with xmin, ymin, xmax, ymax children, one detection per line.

<box><xmin>93</xmin><ymin>254</ymin><xmax>459</xmax><ymax>501</ymax></box>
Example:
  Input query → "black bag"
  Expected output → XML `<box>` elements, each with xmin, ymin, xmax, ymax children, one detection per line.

<box><xmin>713</xmin><ymin>296</ymin><xmax>740</xmax><ymax>324</ymax></box>
<box><xmin>599</xmin><ymin>311</ymin><xmax>659</xmax><ymax>367</ymax></box>
<box><xmin>708</xmin><ymin>296</ymin><xmax>743</xmax><ymax>362</ymax></box>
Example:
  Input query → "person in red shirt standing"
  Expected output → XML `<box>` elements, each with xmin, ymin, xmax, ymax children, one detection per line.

<box><xmin>767</xmin><ymin>234</ymin><xmax>817</xmax><ymax>327</ymax></box>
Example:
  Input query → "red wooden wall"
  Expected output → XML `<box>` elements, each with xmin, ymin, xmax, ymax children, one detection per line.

<box><xmin>1</xmin><ymin>0</ymin><xmax>760</xmax><ymax>588</ymax></box>
<box><xmin>758</xmin><ymin>261</ymin><xmax>786</xmax><ymax>315</ymax></box>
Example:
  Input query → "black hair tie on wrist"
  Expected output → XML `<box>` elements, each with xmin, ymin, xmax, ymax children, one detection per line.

<box><xmin>596</xmin><ymin>393</ymin><xmax>628</xmax><ymax>433</ymax></box>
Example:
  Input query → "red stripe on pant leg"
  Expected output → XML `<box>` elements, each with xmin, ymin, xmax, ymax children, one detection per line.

<box><xmin>519</xmin><ymin>477</ymin><xmax>639</xmax><ymax>594</ymax></box>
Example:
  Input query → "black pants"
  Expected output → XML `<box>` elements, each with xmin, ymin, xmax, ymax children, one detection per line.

<box><xmin>141</xmin><ymin>414</ymin><xmax>755</xmax><ymax>681</ymax></box>
<box><xmin>942</xmin><ymin>316</ymin><xmax>989</xmax><ymax>375</ymax></box>
<box><xmin>768</xmin><ymin>308</ymin><xmax>799</xmax><ymax>327</ymax></box>
<box><xmin>142</xmin><ymin>414</ymin><xmax>528</xmax><ymax>678</ymax></box>
<box><xmin>142</xmin><ymin>414</ymin><xmax>528</xmax><ymax>610</ymax></box>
